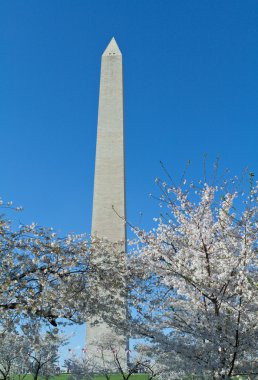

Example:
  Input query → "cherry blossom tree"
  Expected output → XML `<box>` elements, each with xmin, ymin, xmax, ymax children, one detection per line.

<box><xmin>0</xmin><ymin>332</ymin><xmax>28</xmax><ymax>380</ymax></box>
<box><xmin>66</xmin><ymin>334</ymin><xmax>157</xmax><ymax>380</ymax></box>
<box><xmin>0</xmin><ymin>199</ymin><xmax>125</xmax><ymax>332</ymax></box>
<box><xmin>64</xmin><ymin>354</ymin><xmax>94</xmax><ymax>380</ymax></box>
<box><xmin>128</xmin><ymin>174</ymin><xmax>258</xmax><ymax>379</ymax></box>
<box><xmin>0</xmin><ymin>327</ymin><xmax>67</xmax><ymax>380</ymax></box>
<box><xmin>26</xmin><ymin>329</ymin><xmax>66</xmax><ymax>380</ymax></box>
<box><xmin>3</xmin><ymin>169</ymin><xmax>257</xmax><ymax>380</ymax></box>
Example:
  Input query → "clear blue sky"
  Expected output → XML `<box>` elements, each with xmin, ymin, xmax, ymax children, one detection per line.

<box><xmin>1</xmin><ymin>0</ymin><xmax>257</xmax><ymax>365</ymax></box>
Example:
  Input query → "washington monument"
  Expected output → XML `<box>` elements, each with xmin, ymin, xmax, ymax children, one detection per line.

<box><xmin>86</xmin><ymin>38</ymin><xmax>127</xmax><ymax>367</ymax></box>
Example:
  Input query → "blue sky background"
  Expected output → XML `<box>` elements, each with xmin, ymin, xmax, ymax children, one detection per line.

<box><xmin>1</xmin><ymin>0</ymin><xmax>257</xmax><ymax>365</ymax></box>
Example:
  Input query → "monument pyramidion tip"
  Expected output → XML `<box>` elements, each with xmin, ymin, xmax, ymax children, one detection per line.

<box><xmin>102</xmin><ymin>37</ymin><xmax>122</xmax><ymax>56</ymax></box>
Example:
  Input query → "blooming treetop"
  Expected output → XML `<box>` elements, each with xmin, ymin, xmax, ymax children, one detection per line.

<box><xmin>0</xmin><ymin>328</ymin><xmax>67</xmax><ymax>380</ymax></box>
<box><xmin>0</xmin><ymin>200</ymin><xmax>125</xmax><ymax>332</ymax></box>
<box><xmin>127</xmin><ymin>175</ymin><xmax>258</xmax><ymax>379</ymax></box>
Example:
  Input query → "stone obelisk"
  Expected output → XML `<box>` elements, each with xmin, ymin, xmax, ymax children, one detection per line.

<box><xmin>86</xmin><ymin>38</ymin><xmax>127</xmax><ymax>369</ymax></box>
